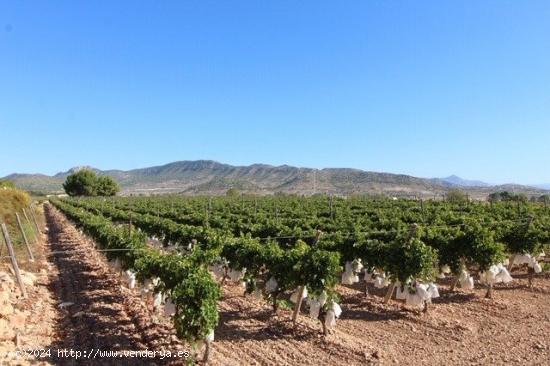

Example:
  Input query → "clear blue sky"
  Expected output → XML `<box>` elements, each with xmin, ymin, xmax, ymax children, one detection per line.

<box><xmin>1</xmin><ymin>1</ymin><xmax>549</xmax><ymax>184</ymax></box>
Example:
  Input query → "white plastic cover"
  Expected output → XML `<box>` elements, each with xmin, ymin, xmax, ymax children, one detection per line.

<box><xmin>265</xmin><ymin>277</ymin><xmax>278</xmax><ymax>293</ymax></box>
<box><xmin>325</xmin><ymin>310</ymin><xmax>336</xmax><ymax>328</ymax></box>
<box><xmin>164</xmin><ymin>297</ymin><xmax>176</xmax><ymax>317</ymax></box>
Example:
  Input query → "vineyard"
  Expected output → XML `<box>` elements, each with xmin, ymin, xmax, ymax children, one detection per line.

<box><xmin>48</xmin><ymin>195</ymin><xmax>550</xmax><ymax>364</ymax></box>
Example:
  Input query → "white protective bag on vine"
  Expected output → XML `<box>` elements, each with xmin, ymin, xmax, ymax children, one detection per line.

<box><xmin>208</xmin><ymin>264</ymin><xmax>225</xmax><ymax>281</ymax></box>
<box><xmin>332</xmin><ymin>302</ymin><xmax>342</xmax><ymax>318</ymax></box>
<box><xmin>459</xmin><ymin>271</ymin><xmax>474</xmax><ymax>290</ymax></box>
<box><xmin>341</xmin><ymin>271</ymin><xmax>354</xmax><ymax>285</ymax></box>
<box><xmin>405</xmin><ymin>291</ymin><xmax>424</xmax><ymax>309</ymax></box>
<box><xmin>124</xmin><ymin>270</ymin><xmax>137</xmax><ymax>289</ymax></box>
<box><xmin>364</xmin><ymin>271</ymin><xmax>376</xmax><ymax>283</ymax></box>
<box><xmin>480</xmin><ymin>266</ymin><xmax>498</xmax><ymax>285</ymax></box>
<box><xmin>141</xmin><ymin>277</ymin><xmax>159</xmax><ymax>298</ymax></box>
<box><xmin>396</xmin><ymin>285</ymin><xmax>407</xmax><ymax>300</ymax></box>
<box><xmin>494</xmin><ymin>264</ymin><xmax>513</xmax><ymax>283</ymax></box>
<box><xmin>205</xmin><ymin>330</ymin><xmax>215</xmax><ymax>343</ymax></box>
<box><xmin>290</xmin><ymin>287</ymin><xmax>308</xmax><ymax>304</ymax></box>
<box><xmin>514</xmin><ymin>254</ymin><xmax>532</xmax><ymax>266</ymax></box>
<box><xmin>153</xmin><ymin>292</ymin><xmax>164</xmax><ymax>309</ymax></box>
<box><xmin>374</xmin><ymin>274</ymin><xmax>389</xmax><ymax>289</ymax></box>
<box><xmin>164</xmin><ymin>297</ymin><xmax>176</xmax><ymax>317</ymax></box>
<box><xmin>325</xmin><ymin>310</ymin><xmax>336</xmax><ymax>328</ymax></box>
<box><xmin>309</xmin><ymin>299</ymin><xmax>321</xmax><ymax>319</ymax></box>
<box><xmin>353</xmin><ymin>259</ymin><xmax>364</xmax><ymax>273</ymax></box>
<box><xmin>427</xmin><ymin>283</ymin><xmax>440</xmax><ymax>299</ymax></box>
<box><xmin>265</xmin><ymin>277</ymin><xmax>278</xmax><ymax>293</ymax></box>
<box><xmin>229</xmin><ymin>268</ymin><xmax>246</xmax><ymax>282</ymax></box>
<box><xmin>415</xmin><ymin>283</ymin><xmax>430</xmax><ymax>301</ymax></box>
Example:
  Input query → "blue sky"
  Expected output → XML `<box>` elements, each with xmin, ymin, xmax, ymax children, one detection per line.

<box><xmin>1</xmin><ymin>1</ymin><xmax>549</xmax><ymax>184</ymax></box>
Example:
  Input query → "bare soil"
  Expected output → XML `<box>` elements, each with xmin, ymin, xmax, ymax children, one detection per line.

<box><xmin>41</xmin><ymin>205</ymin><xmax>187</xmax><ymax>365</ymax></box>
<box><xmin>3</xmin><ymin>205</ymin><xmax>550</xmax><ymax>365</ymax></box>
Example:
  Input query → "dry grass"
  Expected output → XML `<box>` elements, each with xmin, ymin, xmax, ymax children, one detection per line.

<box><xmin>0</xmin><ymin>188</ymin><xmax>44</xmax><ymax>271</ymax></box>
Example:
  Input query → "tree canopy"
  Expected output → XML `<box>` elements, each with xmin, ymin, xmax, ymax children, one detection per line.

<box><xmin>63</xmin><ymin>169</ymin><xmax>120</xmax><ymax>197</ymax></box>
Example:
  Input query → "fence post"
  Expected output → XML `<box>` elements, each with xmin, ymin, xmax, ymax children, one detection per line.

<box><xmin>22</xmin><ymin>209</ymin><xmax>39</xmax><ymax>245</ymax></box>
<box><xmin>1</xmin><ymin>223</ymin><xmax>28</xmax><ymax>298</ymax></box>
<box><xmin>29</xmin><ymin>207</ymin><xmax>41</xmax><ymax>235</ymax></box>
<box><xmin>15</xmin><ymin>213</ymin><xmax>34</xmax><ymax>261</ymax></box>
<box><xmin>292</xmin><ymin>286</ymin><xmax>305</xmax><ymax>325</ymax></box>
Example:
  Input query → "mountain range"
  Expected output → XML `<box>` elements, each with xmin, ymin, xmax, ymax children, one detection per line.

<box><xmin>3</xmin><ymin>160</ymin><xmax>549</xmax><ymax>199</ymax></box>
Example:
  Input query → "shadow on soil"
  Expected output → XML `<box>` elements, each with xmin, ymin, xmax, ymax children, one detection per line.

<box><xmin>43</xmin><ymin>205</ymin><xmax>176</xmax><ymax>366</ymax></box>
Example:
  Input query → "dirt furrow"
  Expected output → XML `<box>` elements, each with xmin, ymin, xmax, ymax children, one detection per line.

<box><xmin>44</xmin><ymin>204</ymin><xmax>187</xmax><ymax>365</ymax></box>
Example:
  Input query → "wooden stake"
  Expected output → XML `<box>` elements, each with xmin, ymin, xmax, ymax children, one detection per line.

<box><xmin>22</xmin><ymin>209</ymin><xmax>39</xmax><ymax>245</ymax></box>
<box><xmin>383</xmin><ymin>282</ymin><xmax>396</xmax><ymax>303</ymax></box>
<box><xmin>15</xmin><ymin>213</ymin><xmax>34</xmax><ymax>261</ymax></box>
<box><xmin>292</xmin><ymin>286</ymin><xmax>305</xmax><ymax>324</ymax></box>
<box><xmin>203</xmin><ymin>341</ymin><xmax>211</xmax><ymax>364</ymax></box>
<box><xmin>507</xmin><ymin>254</ymin><xmax>516</xmax><ymax>271</ymax></box>
<box><xmin>1</xmin><ymin>223</ymin><xmax>28</xmax><ymax>298</ymax></box>
<box><xmin>528</xmin><ymin>267</ymin><xmax>534</xmax><ymax>289</ymax></box>
<box><xmin>29</xmin><ymin>207</ymin><xmax>41</xmax><ymax>236</ymax></box>
<box><xmin>485</xmin><ymin>283</ymin><xmax>493</xmax><ymax>299</ymax></box>
<box><xmin>450</xmin><ymin>275</ymin><xmax>460</xmax><ymax>292</ymax></box>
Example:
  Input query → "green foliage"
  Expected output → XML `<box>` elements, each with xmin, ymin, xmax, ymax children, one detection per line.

<box><xmin>424</xmin><ymin>220</ymin><xmax>504</xmax><ymax>273</ymax></box>
<box><xmin>63</xmin><ymin>169</ymin><xmax>98</xmax><ymax>196</ymax></box>
<box><xmin>96</xmin><ymin>176</ymin><xmax>120</xmax><ymax>196</ymax></box>
<box><xmin>446</xmin><ymin>189</ymin><xmax>468</xmax><ymax>204</ymax></box>
<box><xmin>54</xmin><ymin>193</ymin><xmax>550</xmax><ymax>325</ymax></box>
<box><xmin>460</xmin><ymin>221</ymin><xmax>504</xmax><ymax>271</ymax></box>
<box><xmin>173</xmin><ymin>267</ymin><xmax>220</xmax><ymax>341</ymax></box>
<box><xmin>499</xmin><ymin>217</ymin><xmax>549</xmax><ymax>256</ymax></box>
<box><xmin>51</xmin><ymin>198</ymin><xmax>220</xmax><ymax>343</ymax></box>
<box><xmin>63</xmin><ymin>169</ymin><xmax>119</xmax><ymax>197</ymax></box>
<box><xmin>226</xmin><ymin>188</ymin><xmax>240</xmax><ymax>197</ymax></box>
<box><xmin>489</xmin><ymin>191</ymin><xmax>530</xmax><ymax>203</ymax></box>
<box><xmin>385</xmin><ymin>234</ymin><xmax>438</xmax><ymax>283</ymax></box>
<box><xmin>0</xmin><ymin>179</ymin><xmax>15</xmax><ymax>189</ymax></box>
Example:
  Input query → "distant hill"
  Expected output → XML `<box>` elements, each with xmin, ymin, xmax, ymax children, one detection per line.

<box><xmin>4</xmin><ymin>160</ymin><xmax>549</xmax><ymax>199</ymax></box>
<box><xmin>433</xmin><ymin>175</ymin><xmax>490</xmax><ymax>188</ymax></box>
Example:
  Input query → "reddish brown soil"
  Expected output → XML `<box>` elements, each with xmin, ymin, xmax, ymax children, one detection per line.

<box><xmin>211</xmin><ymin>272</ymin><xmax>550</xmax><ymax>365</ymax></box>
<box><xmin>42</xmin><ymin>204</ymin><xmax>187</xmax><ymax>365</ymax></box>
<box><xmin>6</xmin><ymin>204</ymin><xmax>549</xmax><ymax>365</ymax></box>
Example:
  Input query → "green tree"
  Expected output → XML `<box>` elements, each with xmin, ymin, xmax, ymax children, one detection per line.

<box><xmin>96</xmin><ymin>175</ymin><xmax>120</xmax><ymax>196</ymax></box>
<box><xmin>538</xmin><ymin>194</ymin><xmax>550</xmax><ymax>204</ymax></box>
<box><xmin>446</xmin><ymin>189</ymin><xmax>468</xmax><ymax>204</ymax></box>
<box><xmin>226</xmin><ymin>187</ymin><xmax>240</xmax><ymax>197</ymax></box>
<box><xmin>63</xmin><ymin>169</ymin><xmax>120</xmax><ymax>197</ymax></box>
<box><xmin>488</xmin><ymin>192</ymin><xmax>502</xmax><ymax>202</ymax></box>
<box><xmin>63</xmin><ymin>169</ymin><xmax>98</xmax><ymax>196</ymax></box>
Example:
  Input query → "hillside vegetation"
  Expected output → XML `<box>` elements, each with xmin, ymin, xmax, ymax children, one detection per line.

<box><xmin>4</xmin><ymin>160</ymin><xmax>549</xmax><ymax>198</ymax></box>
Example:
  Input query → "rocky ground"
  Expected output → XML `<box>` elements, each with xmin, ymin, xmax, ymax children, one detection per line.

<box><xmin>211</xmin><ymin>273</ymin><xmax>550</xmax><ymax>365</ymax></box>
<box><xmin>1</xmin><ymin>204</ymin><xmax>549</xmax><ymax>365</ymax></box>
